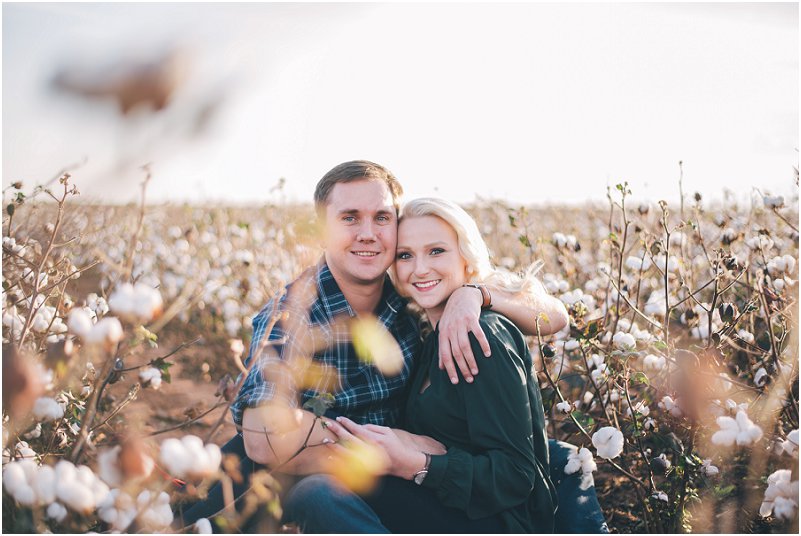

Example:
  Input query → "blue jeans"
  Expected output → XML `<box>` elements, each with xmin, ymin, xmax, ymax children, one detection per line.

<box><xmin>178</xmin><ymin>435</ymin><xmax>609</xmax><ymax>533</ymax></box>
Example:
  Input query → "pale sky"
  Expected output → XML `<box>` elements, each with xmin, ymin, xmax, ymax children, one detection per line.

<box><xmin>2</xmin><ymin>2</ymin><xmax>798</xmax><ymax>205</ymax></box>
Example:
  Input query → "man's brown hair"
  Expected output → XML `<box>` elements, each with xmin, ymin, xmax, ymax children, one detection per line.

<box><xmin>313</xmin><ymin>160</ymin><xmax>404</xmax><ymax>216</ymax></box>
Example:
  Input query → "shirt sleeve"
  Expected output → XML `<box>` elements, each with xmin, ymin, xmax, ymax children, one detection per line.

<box><xmin>422</xmin><ymin>322</ymin><xmax>540</xmax><ymax>518</ymax></box>
<box><xmin>229</xmin><ymin>296</ymin><xmax>317</xmax><ymax>427</ymax></box>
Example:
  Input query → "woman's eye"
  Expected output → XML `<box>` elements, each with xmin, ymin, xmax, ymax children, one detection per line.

<box><xmin>397</xmin><ymin>252</ymin><xmax>411</xmax><ymax>260</ymax></box>
<box><xmin>430</xmin><ymin>248</ymin><xmax>445</xmax><ymax>255</ymax></box>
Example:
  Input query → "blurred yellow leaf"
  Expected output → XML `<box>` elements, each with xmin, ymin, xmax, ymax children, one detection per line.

<box><xmin>350</xmin><ymin>315</ymin><xmax>404</xmax><ymax>376</ymax></box>
<box><xmin>328</xmin><ymin>440</ymin><xmax>388</xmax><ymax>494</ymax></box>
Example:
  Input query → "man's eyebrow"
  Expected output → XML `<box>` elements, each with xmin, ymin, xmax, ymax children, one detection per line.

<box><xmin>336</xmin><ymin>208</ymin><xmax>395</xmax><ymax>216</ymax></box>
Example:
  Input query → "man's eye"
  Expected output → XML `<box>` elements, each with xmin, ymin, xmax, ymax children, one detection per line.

<box><xmin>397</xmin><ymin>252</ymin><xmax>412</xmax><ymax>260</ymax></box>
<box><xmin>342</xmin><ymin>216</ymin><xmax>356</xmax><ymax>223</ymax></box>
<box><xmin>377</xmin><ymin>215</ymin><xmax>392</xmax><ymax>223</ymax></box>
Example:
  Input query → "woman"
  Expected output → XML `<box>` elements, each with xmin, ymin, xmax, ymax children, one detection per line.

<box><xmin>325</xmin><ymin>197</ymin><xmax>557</xmax><ymax>533</ymax></box>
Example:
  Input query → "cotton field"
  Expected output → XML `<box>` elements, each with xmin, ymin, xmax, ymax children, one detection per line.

<box><xmin>2</xmin><ymin>176</ymin><xmax>798</xmax><ymax>533</ymax></box>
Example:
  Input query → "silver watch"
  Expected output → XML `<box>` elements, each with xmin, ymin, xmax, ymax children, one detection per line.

<box><xmin>413</xmin><ymin>453</ymin><xmax>431</xmax><ymax>485</ymax></box>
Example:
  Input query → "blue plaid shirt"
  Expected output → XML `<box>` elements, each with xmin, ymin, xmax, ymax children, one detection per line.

<box><xmin>230</xmin><ymin>261</ymin><xmax>421</xmax><ymax>428</ymax></box>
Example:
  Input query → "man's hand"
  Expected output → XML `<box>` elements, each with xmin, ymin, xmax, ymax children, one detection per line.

<box><xmin>437</xmin><ymin>286</ymin><xmax>491</xmax><ymax>384</ymax></box>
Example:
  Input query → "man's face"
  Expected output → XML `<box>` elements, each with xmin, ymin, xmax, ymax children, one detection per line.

<box><xmin>323</xmin><ymin>179</ymin><xmax>398</xmax><ymax>287</ymax></box>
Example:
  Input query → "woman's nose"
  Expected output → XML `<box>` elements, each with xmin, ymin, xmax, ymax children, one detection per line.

<box><xmin>413</xmin><ymin>258</ymin><xmax>430</xmax><ymax>276</ymax></box>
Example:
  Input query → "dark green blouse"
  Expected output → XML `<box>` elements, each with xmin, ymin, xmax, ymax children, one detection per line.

<box><xmin>404</xmin><ymin>311</ymin><xmax>557</xmax><ymax>533</ymax></box>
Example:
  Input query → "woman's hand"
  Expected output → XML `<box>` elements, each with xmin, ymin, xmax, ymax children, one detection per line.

<box><xmin>437</xmin><ymin>286</ymin><xmax>491</xmax><ymax>384</ymax></box>
<box><xmin>324</xmin><ymin>417</ymin><xmax>429</xmax><ymax>480</ymax></box>
<box><xmin>392</xmin><ymin>428</ymin><xmax>447</xmax><ymax>456</ymax></box>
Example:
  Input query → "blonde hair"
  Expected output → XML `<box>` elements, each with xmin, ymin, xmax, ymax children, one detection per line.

<box><xmin>396</xmin><ymin>197</ymin><xmax>543</xmax><ymax>296</ymax></box>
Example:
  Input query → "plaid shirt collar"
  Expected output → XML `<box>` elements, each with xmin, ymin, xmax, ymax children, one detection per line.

<box><xmin>312</xmin><ymin>258</ymin><xmax>407</xmax><ymax>327</ymax></box>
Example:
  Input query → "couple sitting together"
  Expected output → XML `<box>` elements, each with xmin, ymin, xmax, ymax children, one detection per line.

<box><xmin>180</xmin><ymin>160</ymin><xmax>608</xmax><ymax>533</ymax></box>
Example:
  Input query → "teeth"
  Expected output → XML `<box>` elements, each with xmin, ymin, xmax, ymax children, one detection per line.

<box><xmin>353</xmin><ymin>252</ymin><xmax>378</xmax><ymax>257</ymax></box>
<box><xmin>414</xmin><ymin>280</ymin><xmax>440</xmax><ymax>289</ymax></box>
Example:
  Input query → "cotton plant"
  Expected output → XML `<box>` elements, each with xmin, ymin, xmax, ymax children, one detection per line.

<box><xmin>711</xmin><ymin>410</ymin><xmax>764</xmax><ymax>447</ymax></box>
<box><xmin>159</xmin><ymin>435</ymin><xmax>222</xmax><ymax>480</ymax></box>
<box><xmin>592</xmin><ymin>427</ymin><xmax>625</xmax><ymax>460</ymax></box>
<box><xmin>759</xmin><ymin>469</ymin><xmax>799</xmax><ymax>521</ymax></box>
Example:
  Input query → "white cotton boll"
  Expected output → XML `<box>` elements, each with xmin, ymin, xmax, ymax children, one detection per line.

<box><xmin>34</xmin><ymin>464</ymin><xmax>57</xmax><ymax>504</ymax></box>
<box><xmin>583</xmin><ymin>391</ymin><xmax>595</xmax><ymax>406</ymax></box>
<box><xmin>33</xmin><ymin>397</ymin><xmax>64</xmax><ymax>422</ymax></box>
<box><xmin>762</xmin><ymin>195</ymin><xmax>785</xmax><ymax>209</ymax></box>
<box><xmin>701</xmin><ymin>459</ymin><xmax>719</xmax><ymax>477</ymax></box>
<box><xmin>760</xmin><ymin>469</ymin><xmax>799</xmax><ymax>519</ymax></box>
<box><xmin>222</xmin><ymin>298</ymin><xmax>240</xmax><ymax>319</ymax></box>
<box><xmin>68</xmin><ymin>307</ymin><xmax>94</xmax><ymax>338</ymax></box>
<box><xmin>137</xmin><ymin>490</ymin><xmax>173</xmax><ymax>530</ymax></box>
<box><xmin>669</xmin><ymin>233</ymin><xmax>685</xmax><ymax>247</ymax></box>
<box><xmin>746</xmin><ymin>235</ymin><xmax>774</xmax><ymax>251</ymax></box>
<box><xmin>652</xmin><ymin>491</ymin><xmax>669</xmax><ymax>502</ymax></box>
<box><xmin>556</xmin><ymin>401</ymin><xmax>573</xmax><ymax>414</ymax></box>
<box><xmin>734</xmin><ymin>410</ymin><xmax>763</xmax><ymax>445</ymax></box>
<box><xmin>24</xmin><ymin>423</ymin><xmax>42</xmax><ymax>440</ymax></box>
<box><xmin>108</xmin><ymin>284</ymin><xmax>135</xmax><ymax>315</ymax></box>
<box><xmin>737</xmin><ymin>329</ymin><xmax>755</xmax><ymax>344</ymax></box>
<box><xmin>132</xmin><ymin>283</ymin><xmax>163</xmax><ymax>322</ymax></box>
<box><xmin>658</xmin><ymin>396</ymin><xmax>682</xmax><ymax>418</ymax></box>
<box><xmin>31</xmin><ymin>312</ymin><xmax>51</xmax><ymax>333</ymax></box>
<box><xmin>139</xmin><ymin>367</ymin><xmax>162</xmax><ymax>389</ymax></box>
<box><xmin>225</xmin><ymin>317</ymin><xmax>242</xmax><ymax>337</ymax></box>
<box><xmin>613</xmin><ymin>331</ymin><xmax>636</xmax><ymax>350</ymax></box>
<box><xmin>654</xmin><ymin>254</ymin><xmax>679</xmax><ymax>273</ymax></box>
<box><xmin>97</xmin><ymin>447</ymin><xmax>122</xmax><ymax>487</ymax></box>
<box><xmin>15</xmin><ymin>441</ymin><xmax>37</xmax><ymax>459</ymax></box>
<box><xmin>754</xmin><ymin>367</ymin><xmax>768</xmax><ymax>387</ymax></box>
<box><xmin>50</xmin><ymin>318</ymin><xmax>67</xmax><ymax>335</ymax></box>
<box><xmin>86</xmin><ymin>294</ymin><xmax>109</xmax><ymax>316</ymax></box>
<box><xmin>643</xmin><ymin>418</ymin><xmax>656</xmax><ymax>431</ymax></box>
<box><xmin>773</xmin><ymin>496</ymin><xmax>798</xmax><ymax>520</ymax></box>
<box><xmin>626</xmin><ymin>401</ymin><xmax>650</xmax><ymax>418</ymax></box>
<box><xmin>195</xmin><ymin>517</ymin><xmax>213</xmax><ymax>534</ymax></box>
<box><xmin>564</xmin><ymin>447</ymin><xmax>597</xmax><ymax>476</ymax></box>
<box><xmin>592</xmin><ymin>426</ymin><xmax>625</xmax><ymax>459</ymax></box>
<box><xmin>711</xmin><ymin>416</ymin><xmax>739</xmax><ymax>447</ymax></box>
<box><xmin>3</xmin><ymin>460</ymin><xmax>37</xmax><ymax>506</ymax></box>
<box><xmin>690</xmin><ymin>324</ymin><xmax>710</xmax><ymax>340</ymax></box>
<box><xmin>85</xmin><ymin>317</ymin><xmax>124</xmax><ymax>345</ymax></box>
<box><xmin>46</xmin><ymin>502</ymin><xmax>68</xmax><ymax>522</ymax></box>
<box><xmin>588</xmin><ymin>354</ymin><xmax>604</xmax><ymax>370</ymax></box>
<box><xmin>563</xmin><ymin>339</ymin><xmax>580</xmax><ymax>351</ymax></box>
<box><xmin>590</xmin><ymin>365</ymin><xmax>608</xmax><ymax>386</ymax></box>
<box><xmin>625</xmin><ymin>256</ymin><xmax>648</xmax><ymax>271</ymax></box>
<box><xmin>643</xmin><ymin>354</ymin><xmax>667</xmax><ymax>372</ymax></box>
<box><xmin>552</xmin><ymin>232</ymin><xmax>568</xmax><ymax>248</ymax></box>
<box><xmin>159</xmin><ymin>438</ymin><xmax>190</xmax><ymax>477</ymax></box>
<box><xmin>711</xmin><ymin>410</ymin><xmax>763</xmax><ymax>447</ymax></box>
<box><xmin>56</xmin><ymin>479</ymin><xmax>96</xmax><ymax>514</ymax></box>
<box><xmin>781</xmin><ymin>430</ymin><xmax>798</xmax><ymax>457</ymax></box>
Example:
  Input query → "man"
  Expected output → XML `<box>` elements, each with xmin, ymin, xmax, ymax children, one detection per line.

<box><xmin>180</xmin><ymin>161</ymin><xmax>608</xmax><ymax>533</ymax></box>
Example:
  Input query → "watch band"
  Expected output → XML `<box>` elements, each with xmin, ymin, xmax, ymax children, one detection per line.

<box><xmin>413</xmin><ymin>452</ymin><xmax>432</xmax><ymax>485</ymax></box>
<box><xmin>463</xmin><ymin>284</ymin><xmax>492</xmax><ymax>309</ymax></box>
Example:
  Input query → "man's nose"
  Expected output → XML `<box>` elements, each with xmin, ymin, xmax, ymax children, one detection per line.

<box><xmin>356</xmin><ymin>220</ymin><xmax>377</xmax><ymax>241</ymax></box>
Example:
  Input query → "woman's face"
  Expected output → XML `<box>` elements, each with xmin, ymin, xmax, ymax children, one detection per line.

<box><xmin>396</xmin><ymin>215</ymin><xmax>468</xmax><ymax>325</ymax></box>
